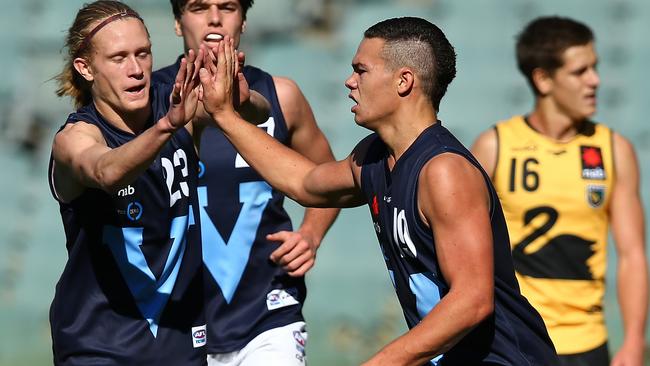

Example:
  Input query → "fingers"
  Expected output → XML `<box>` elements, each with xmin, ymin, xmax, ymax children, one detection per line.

<box><xmin>216</xmin><ymin>41</ymin><xmax>227</xmax><ymax>81</ymax></box>
<box><xmin>237</xmin><ymin>50</ymin><xmax>245</xmax><ymax>69</ymax></box>
<box><xmin>184</xmin><ymin>49</ymin><xmax>195</xmax><ymax>90</ymax></box>
<box><xmin>198</xmin><ymin>67</ymin><xmax>211</xmax><ymax>89</ymax></box>
<box><xmin>268</xmin><ymin>231</ymin><xmax>317</xmax><ymax>277</ymax></box>
<box><xmin>189</xmin><ymin>48</ymin><xmax>204</xmax><ymax>90</ymax></box>
<box><xmin>171</xmin><ymin>58</ymin><xmax>187</xmax><ymax>105</ymax></box>
<box><xmin>284</xmin><ymin>249</ymin><xmax>315</xmax><ymax>277</ymax></box>
<box><xmin>267</xmin><ymin>231</ymin><xmax>294</xmax><ymax>262</ymax></box>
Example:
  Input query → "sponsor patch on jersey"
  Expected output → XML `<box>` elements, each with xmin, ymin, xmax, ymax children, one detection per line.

<box><xmin>371</xmin><ymin>195</ymin><xmax>379</xmax><ymax>217</ymax></box>
<box><xmin>117</xmin><ymin>184</ymin><xmax>135</xmax><ymax>197</ymax></box>
<box><xmin>266</xmin><ymin>288</ymin><xmax>299</xmax><ymax>310</ymax></box>
<box><xmin>198</xmin><ymin>160</ymin><xmax>205</xmax><ymax>179</ymax></box>
<box><xmin>191</xmin><ymin>324</ymin><xmax>207</xmax><ymax>348</ymax></box>
<box><xmin>126</xmin><ymin>201</ymin><xmax>143</xmax><ymax>221</ymax></box>
<box><xmin>580</xmin><ymin>146</ymin><xmax>606</xmax><ymax>180</ymax></box>
<box><xmin>586</xmin><ymin>185</ymin><xmax>606</xmax><ymax>208</ymax></box>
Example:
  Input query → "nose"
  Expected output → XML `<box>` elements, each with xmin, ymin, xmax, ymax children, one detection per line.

<box><xmin>207</xmin><ymin>5</ymin><xmax>221</xmax><ymax>26</ymax></box>
<box><xmin>588</xmin><ymin>68</ymin><xmax>600</xmax><ymax>88</ymax></box>
<box><xmin>345</xmin><ymin>73</ymin><xmax>356</xmax><ymax>90</ymax></box>
<box><xmin>126</xmin><ymin>56</ymin><xmax>144</xmax><ymax>79</ymax></box>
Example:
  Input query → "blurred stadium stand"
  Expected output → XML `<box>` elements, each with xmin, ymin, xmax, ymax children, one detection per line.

<box><xmin>0</xmin><ymin>0</ymin><xmax>648</xmax><ymax>364</ymax></box>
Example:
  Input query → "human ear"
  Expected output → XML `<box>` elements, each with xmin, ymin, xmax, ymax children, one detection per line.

<box><xmin>174</xmin><ymin>19</ymin><xmax>183</xmax><ymax>37</ymax></box>
<box><xmin>532</xmin><ymin>68</ymin><xmax>552</xmax><ymax>95</ymax></box>
<box><xmin>73</xmin><ymin>57</ymin><xmax>94</xmax><ymax>82</ymax></box>
<box><xmin>397</xmin><ymin>68</ymin><xmax>414</xmax><ymax>96</ymax></box>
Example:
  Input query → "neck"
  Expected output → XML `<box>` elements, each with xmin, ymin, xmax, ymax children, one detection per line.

<box><xmin>529</xmin><ymin>99</ymin><xmax>584</xmax><ymax>142</ymax></box>
<box><xmin>93</xmin><ymin>99</ymin><xmax>151</xmax><ymax>135</ymax></box>
<box><xmin>376</xmin><ymin>99</ymin><xmax>437</xmax><ymax>166</ymax></box>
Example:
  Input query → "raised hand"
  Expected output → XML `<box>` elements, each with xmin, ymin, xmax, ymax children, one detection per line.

<box><xmin>167</xmin><ymin>48</ymin><xmax>202</xmax><ymax>130</ymax></box>
<box><xmin>198</xmin><ymin>36</ymin><xmax>238</xmax><ymax>120</ymax></box>
<box><xmin>234</xmin><ymin>50</ymin><xmax>251</xmax><ymax>108</ymax></box>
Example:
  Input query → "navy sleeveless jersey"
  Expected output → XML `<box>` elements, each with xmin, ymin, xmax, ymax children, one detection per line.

<box><xmin>359</xmin><ymin>123</ymin><xmax>558</xmax><ymax>365</ymax></box>
<box><xmin>48</xmin><ymin>83</ymin><xmax>206</xmax><ymax>365</ymax></box>
<box><xmin>154</xmin><ymin>60</ymin><xmax>305</xmax><ymax>353</ymax></box>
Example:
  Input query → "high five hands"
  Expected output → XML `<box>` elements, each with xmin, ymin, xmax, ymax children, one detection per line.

<box><xmin>198</xmin><ymin>36</ymin><xmax>240</xmax><ymax>121</ymax></box>
<box><xmin>167</xmin><ymin>35</ymin><xmax>247</xmax><ymax>130</ymax></box>
<box><xmin>166</xmin><ymin>48</ymin><xmax>203</xmax><ymax>131</ymax></box>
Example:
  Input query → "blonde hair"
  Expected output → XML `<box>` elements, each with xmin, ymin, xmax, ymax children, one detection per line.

<box><xmin>55</xmin><ymin>1</ymin><xmax>145</xmax><ymax>108</ymax></box>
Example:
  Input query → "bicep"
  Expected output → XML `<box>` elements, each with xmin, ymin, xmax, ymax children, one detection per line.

<box><xmin>52</xmin><ymin>123</ymin><xmax>110</xmax><ymax>201</ymax></box>
<box><xmin>419</xmin><ymin>155</ymin><xmax>494</xmax><ymax>292</ymax></box>
<box><xmin>609</xmin><ymin>133</ymin><xmax>645</xmax><ymax>256</ymax></box>
<box><xmin>470</xmin><ymin>128</ymin><xmax>498</xmax><ymax>179</ymax></box>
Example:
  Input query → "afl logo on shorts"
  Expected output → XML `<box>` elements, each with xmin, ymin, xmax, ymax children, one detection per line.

<box><xmin>126</xmin><ymin>202</ymin><xmax>143</xmax><ymax>221</ymax></box>
<box><xmin>191</xmin><ymin>325</ymin><xmax>207</xmax><ymax>348</ymax></box>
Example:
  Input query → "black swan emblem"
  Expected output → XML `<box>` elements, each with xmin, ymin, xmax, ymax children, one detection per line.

<box><xmin>512</xmin><ymin>206</ymin><xmax>596</xmax><ymax>280</ymax></box>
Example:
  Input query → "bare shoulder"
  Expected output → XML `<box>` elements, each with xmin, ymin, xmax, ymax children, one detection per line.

<box><xmin>272</xmin><ymin>76</ymin><xmax>305</xmax><ymax>105</ymax></box>
<box><xmin>612</xmin><ymin>131</ymin><xmax>636</xmax><ymax>158</ymax></box>
<box><xmin>611</xmin><ymin>131</ymin><xmax>640</xmax><ymax>180</ymax></box>
<box><xmin>417</xmin><ymin>152</ymin><xmax>489</xmax><ymax>225</ymax></box>
<box><xmin>421</xmin><ymin>153</ymin><xmax>483</xmax><ymax>186</ymax></box>
<box><xmin>470</xmin><ymin>127</ymin><xmax>498</xmax><ymax>178</ymax></box>
<box><xmin>471</xmin><ymin>128</ymin><xmax>497</xmax><ymax>151</ymax></box>
<box><xmin>53</xmin><ymin>122</ymin><xmax>105</xmax><ymax>158</ymax></box>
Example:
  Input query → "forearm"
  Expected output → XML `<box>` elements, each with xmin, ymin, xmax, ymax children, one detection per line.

<box><xmin>366</xmin><ymin>290</ymin><xmax>492</xmax><ymax>365</ymax></box>
<box><xmin>90</xmin><ymin>117</ymin><xmax>175</xmax><ymax>191</ymax></box>
<box><xmin>617</xmin><ymin>251</ymin><xmax>648</xmax><ymax>344</ymax></box>
<box><xmin>213</xmin><ymin>110</ymin><xmax>319</xmax><ymax>204</ymax></box>
<box><xmin>297</xmin><ymin>207</ymin><xmax>340</xmax><ymax>247</ymax></box>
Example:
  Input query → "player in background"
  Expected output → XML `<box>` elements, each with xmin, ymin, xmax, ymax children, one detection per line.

<box><xmin>471</xmin><ymin>16</ymin><xmax>648</xmax><ymax>366</ymax></box>
<box><xmin>153</xmin><ymin>1</ymin><xmax>339</xmax><ymax>364</ymax></box>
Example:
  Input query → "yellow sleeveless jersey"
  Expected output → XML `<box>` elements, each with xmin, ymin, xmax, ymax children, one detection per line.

<box><xmin>493</xmin><ymin>115</ymin><xmax>614</xmax><ymax>354</ymax></box>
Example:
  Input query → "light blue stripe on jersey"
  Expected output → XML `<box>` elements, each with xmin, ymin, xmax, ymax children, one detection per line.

<box><xmin>199</xmin><ymin>182</ymin><xmax>272</xmax><ymax>303</ymax></box>
<box><xmin>103</xmin><ymin>211</ymin><xmax>191</xmax><ymax>337</ymax></box>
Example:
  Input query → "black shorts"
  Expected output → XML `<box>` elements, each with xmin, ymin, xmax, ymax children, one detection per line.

<box><xmin>558</xmin><ymin>342</ymin><xmax>609</xmax><ymax>366</ymax></box>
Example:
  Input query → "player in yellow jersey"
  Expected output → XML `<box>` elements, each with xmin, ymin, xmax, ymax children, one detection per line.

<box><xmin>472</xmin><ymin>16</ymin><xmax>647</xmax><ymax>366</ymax></box>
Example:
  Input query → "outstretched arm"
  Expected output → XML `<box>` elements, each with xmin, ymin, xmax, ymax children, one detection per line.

<box><xmin>199</xmin><ymin>37</ymin><xmax>365</xmax><ymax>209</ymax></box>
<box><xmin>266</xmin><ymin>76</ymin><xmax>340</xmax><ymax>276</ymax></box>
<box><xmin>52</xmin><ymin>54</ymin><xmax>200</xmax><ymax>202</ymax></box>
<box><xmin>363</xmin><ymin>153</ymin><xmax>495</xmax><ymax>365</ymax></box>
<box><xmin>609</xmin><ymin>133</ymin><xmax>648</xmax><ymax>366</ymax></box>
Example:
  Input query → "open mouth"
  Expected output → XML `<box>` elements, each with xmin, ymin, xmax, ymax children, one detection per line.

<box><xmin>125</xmin><ymin>84</ymin><xmax>146</xmax><ymax>95</ymax></box>
<box><xmin>204</xmin><ymin>33</ymin><xmax>224</xmax><ymax>42</ymax></box>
